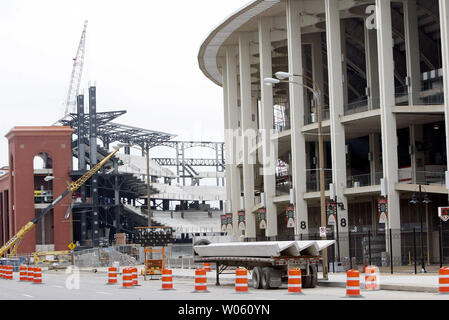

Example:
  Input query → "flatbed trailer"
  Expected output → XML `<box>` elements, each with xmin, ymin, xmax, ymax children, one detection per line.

<box><xmin>192</xmin><ymin>237</ymin><xmax>335</xmax><ymax>289</ymax></box>
<box><xmin>194</xmin><ymin>254</ymin><xmax>321</xmax><ymax>289</ymax></box>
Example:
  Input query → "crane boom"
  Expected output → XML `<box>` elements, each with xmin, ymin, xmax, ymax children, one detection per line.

<box><xmin>0</xmin><ymin>146</ymin><xmax>123</xmax><ymax>258</ymax></box>
<box><xmin>64</xmin><ymin>20</ymin><xmax>88</xmax><ymax>116</ymax></box>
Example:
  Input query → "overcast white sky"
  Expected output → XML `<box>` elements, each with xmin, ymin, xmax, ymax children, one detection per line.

<box><xmin>0</xmin><ymin>0</ymin><xmax>246</xmax><ymax>166</ymax></box>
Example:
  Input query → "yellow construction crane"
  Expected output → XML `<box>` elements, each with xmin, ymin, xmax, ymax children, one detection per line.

<box><xmin>0</xmin><ymin>144</ymin><xmax>127</xmax><ymax>258</ymax></box>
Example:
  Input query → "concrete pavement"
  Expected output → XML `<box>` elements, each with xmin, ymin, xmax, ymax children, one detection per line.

<box><xmin>73</xmin><ymin>265</ymin><xmax>443</xmax><ymax>293</ymax></box>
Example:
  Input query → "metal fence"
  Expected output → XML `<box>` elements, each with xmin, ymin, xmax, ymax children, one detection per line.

<box><xmin>308</xmin><ymin>224</ymin><xmax>449</xmax><ymax>274</ymax></box>
<box><xmin>72</xmin><ymin>246</ymin><xmax>140</xmax><ymax>268</ymax></box>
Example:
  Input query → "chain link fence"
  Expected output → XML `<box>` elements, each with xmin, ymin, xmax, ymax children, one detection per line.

<box><xmin>72</xmin><ymin>246</ymin><xmax>140</xmax><ymax>268</ymax></box>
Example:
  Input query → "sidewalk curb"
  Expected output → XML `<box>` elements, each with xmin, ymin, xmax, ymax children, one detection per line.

<box><xmin>318</xmin><ymin>281</ymin><xmax>438</xmax><ymax>293</ymax></box>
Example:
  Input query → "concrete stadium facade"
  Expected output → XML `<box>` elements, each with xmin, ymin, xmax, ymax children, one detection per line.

<box><xmin>199</xmin><ymin>0</ymin><xmax>449</xmax><ymax>266</ymax></box>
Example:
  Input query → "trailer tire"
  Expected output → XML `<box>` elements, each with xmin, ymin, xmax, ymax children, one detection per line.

<box><xmin>302</xmin><ymin>274</ymin><xmax>312</xmax><ymax>288</ymax></box>
<box><xmin>252</xmin><ymin>267</ymin><xmax>263</xmax><ymax>289</ymax></box>
<box><xmin>310</xmin><ymin>265</ymin><xmax>318</xmax><ymax>288</ymax></box>
<box><xmin>261</xmin><ymin>267</ymin><xmax>272</xmax><ymax>290</ymax></box>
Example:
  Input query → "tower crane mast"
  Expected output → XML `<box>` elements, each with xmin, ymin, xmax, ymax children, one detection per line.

<box><xmin>64</xmin><ymin>20</ymin><xmax>88</xmax><ymax>116</ymax></box>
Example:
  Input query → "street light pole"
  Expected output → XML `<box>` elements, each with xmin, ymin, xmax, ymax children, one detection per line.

<box><xmin>419</xmin><ymin>185</ymin><xmax>426</xmax><ymax>273</ymax></box>
<box><xmin>264</xmin><ymin>72</ymin><xmax>328</xmax><ymax>279</ymax></box>
<box><xmin>316</xmin><ymin>86</ymin><xmax>329</xmax><ymax>279</ymax></box>
<box><xmin>410</xmin><ymin>184</ymin><xmax>429</xmax><ymax>274</ymax></box>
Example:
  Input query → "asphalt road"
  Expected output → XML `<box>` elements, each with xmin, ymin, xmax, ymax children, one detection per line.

<box><xmin>0</xmin><ymin>271</ymin><xmax>448</xmax><ymax>300</ymax></box>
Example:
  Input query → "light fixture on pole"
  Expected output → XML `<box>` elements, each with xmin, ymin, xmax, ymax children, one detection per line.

<box><xmin>274</xmin><ymin>72</ymin><xmax>294</xmax><ymax>80</ymax></box>
<box><xmin>263</xmin><ymin>78</ymin><xmax>281</xmax><ymax>86</ymax></box>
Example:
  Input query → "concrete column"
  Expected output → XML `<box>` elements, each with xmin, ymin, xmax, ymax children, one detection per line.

<box><xmin>364</xmin><ymin>25</ymin><xmax>380</xmax><ymax>109</ymax></box>
<box><xmin>376</xmin><ymin>0</ymin><xmax>402</xmax><ymax>265</ymax></box>
<box><xmin>439</xmin><ymin>0</ymin><xmax>449</xmax><ymax>179</ymax></box>
<box><xmin>340</xmin><ymin>21</ymin><xmax>349</xmax><ymax>106</ymax></box>
<box><xmin>369</xmin><ymin>133</ymin><xmax>382</xmax><ymax>185</ymax></box>
<box><xmin>239</xmin><ymin>32</ymin><xmax>257</xmax><ymax>240</ymax></box>
<box><xmin>311</xmin><ymin>33</ymin><xmax>325</xmax><ymax>106</ymax></box>
<box><xmin>226</xmin><ymin>46</ymin><xmax>243</xmax><ymax>241</ymax></box>
<box><xmin>286</xmin><ymin>0</ymin><xmax>308</xmax><ymax>238</ymax></box>
<box><xmin>221</xmin><ymin>60</ymin><xmax>232</xmax><ymax>204</ymax></box>
<box><xmin>404</xmin><ymin>0</ymin><xmax>421</xmax><ymax>105</ymax></box>
<box><xmin>325</xmin><ymin>0</ymin><xmax>349</xmax><ymax>259</ymax></box>
<box><xmin>258</xmin><ymin>16</ymin><xmax>278</xmax><ymax>239</ymax></box>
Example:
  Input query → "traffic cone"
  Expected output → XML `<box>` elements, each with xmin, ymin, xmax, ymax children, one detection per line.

<box><xmin>235</xmin><ymin>268</ymin><xmax>249</xmax><ymax>293</ymax></box>
<box><xmin>346</xmin><ymin>269</ymin><xmax>362</xmax><ymax>298</ymax></box>
<box><xmin>161</xmin><ymin>268</ymin><xmax>175</xmax><ymax>290</ymax></box>
<box><xmin>19</xmin><ymin>265</ymin><xmax>28</xmax><ymax>282</ymax></box>
<box><xmin>288</xmin><ymin>268</ymin><xmax>303</xmax><ymax>294</ymax></box>
<box><xmin>107</xmin><ymin>267</ymin><xmax>118</xmax><ymax>285</ymax></box>
<box><xmin>439</xmin><ymin>267</ymin><xmax>449</xmax><ymax>294</ymax></box>
<box><xmin>193</xmin><ymin>268</ymin><xmax>209</xmax><ymax>293</ymax></box>
<box><xmin>122</xmin><ymin>268</ymin><xmax>134</xmax><ymax>289</ymax></box>
<box><xmin>33</xmin><ymin>267</ymin><xmax>43</xmax><ymax>284</ymax></box>
<box><xmin>365</xmin><ymin>266</ymin><xmax>379</xmax><ymax>291</ymax></box>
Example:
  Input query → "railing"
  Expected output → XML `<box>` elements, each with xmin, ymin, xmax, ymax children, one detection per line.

<box><xmin>346</xmin><ymin>172</ymin><xmax>383</xmax><ymax>188</ymax></box>
<box><xmin>399</xmin><ymin>170</ymin><xmax>446</xmax><ymax>186</ymax></box>
<box><xmin>304</xmin><ymin>108</ymin><xmax>330</xmax><ymax>125</ymax></box>
<box><xmin>344</xmin><ymin>97</ymin><xmax>381</xmax><ymax>116</ymax></box>
<box><xmin>342</xmin><ymin>83</ymin><xmax>445</xmax><ymax>116</ymax></box>
<box><xmin>275</xmin><ymin>181</ymin><xmax>291</xmax><ymax>196</ymax></box>
<box><xmin>274</xmin><ymin>122</ymin><xmax>291</xmax><ymax>133</ymax></box>
<box><xmin>306</xmin><ymin>170</ymin><xmax>333</xmax><ymax>192</ymax></box>
<box><xmin>395</xmin><ymin>87</ymin><xmax>444</xmax><ymax>106</ymax></box>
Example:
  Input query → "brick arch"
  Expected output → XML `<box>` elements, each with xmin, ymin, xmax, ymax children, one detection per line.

<box><xmin>33</xmin><ymin>152</ymin><xmax>54</xmax><ymax>170</ymax></box>
<box><xmin>5</xmin><ymin>126</ymin><xmax>74</xmax><ymax>254</ymax></box>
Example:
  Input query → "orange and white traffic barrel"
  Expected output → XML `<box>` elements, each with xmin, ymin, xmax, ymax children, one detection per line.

<box><xmin>0</xmin><ymin>265</ymin><xmax>4</xmax><ymax>279</ymax></box>
<box><xmin>5</xmin><ymin>265</ymin><xmax>13</xmax><ymax>280</ymax></box>
<box><xmin>33</xmin><ymin>267</ymin><xmax>42</xmax><ymax>284</ymax></box>
<box><xmin>122</xmin><ymin>267</ymin><xmax>134</xmax><ymax>289</ymax></box>
<box><xmin>364</xmin><ymin>266</ymin><xmax>379</xmax><ymax>290</ymax></box>
<box><xmin>439</xmin><ymin>267</ymin><xmax>449</xmax><ymax>294</ymax></box>
<box><xmin>193</xmin><ymin>268</ymin><xmax>208</xmax><ymax>293</ymax></box>
<box><xmin>108</xmin><ymin>267</ymin><xmax>118</xmax><ymax>285</ymax></box>
<box><xmin>346</xmin><ymin>269</ymin><xmax>361</xmax><ymax>297</ymax></box>
<box><xmin>19</xmin><ymin>265</ymin><xmax>28</xmax><ymax>282</ymax></box>
<box><xmin>161</xmin><ymin>268</ymin><xmax>174</xmax><ymax>290</ymax></box>
<box><xmin>27</xmin><ymin>266</ymin><xmax>34</xmax><ymax>282</ymax></box>
<box><xmin>235</xmin><ymin>268</ymin><xmax>249</xmax><ymax>293</ymax></box>
<box><xmin>203</xmin><ymin>263</ymin><xmax>211</xmax><ymax>272</ymax></box>
<box><xmin>288</xmin><ymin>268</ymin><xmax>303</xmax><ymax>294</ymax></box>
<box><xmin>132</xmin><ymin>267</ymin><xmax>139</xmax><ymax>286</ymax></box>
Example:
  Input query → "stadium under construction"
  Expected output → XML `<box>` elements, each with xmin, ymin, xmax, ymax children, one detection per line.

<box><xmin>0</xmin><ymin>86</ymin><xmax>226</xmax><ymax>254</ymax></box>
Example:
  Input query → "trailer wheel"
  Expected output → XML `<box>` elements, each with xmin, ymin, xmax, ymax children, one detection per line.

<box><xmin>261</xmin><ymin>267</ymin><xmax>272</xmax><ymax>290</ymax></box>
<box><xmin>310</xmin><ymin>265</ymin><xmax>318</xmax><ymax>288</ymax></box>
<box><xmin>302</xmin><ymin>270</ymin><xmax>312</xmax><ymax>289</ymax></box>
<box><xmin>252</xmin><ymin>267</ymin><xmax>263</xmax><ymax>289</ymax></box>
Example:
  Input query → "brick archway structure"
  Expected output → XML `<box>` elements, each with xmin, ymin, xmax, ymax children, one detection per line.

<box><xmin>5</xmin><ymin>126</ymin><xmax>73</xmax><ymax>254</ymax></box>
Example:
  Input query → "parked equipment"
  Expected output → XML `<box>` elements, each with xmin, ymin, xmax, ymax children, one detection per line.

<box><xmin>193</xmin><ymin>235</ymin><xmax>335</xmax><ymax>290</ymax></box>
